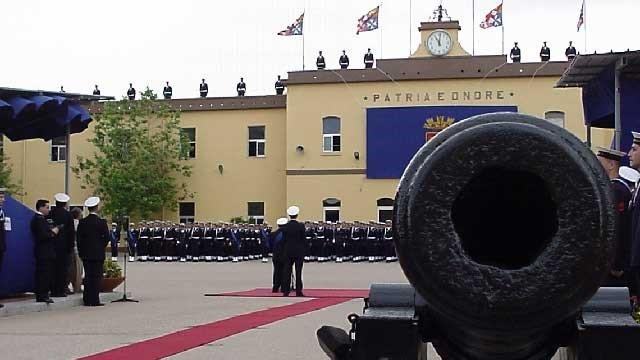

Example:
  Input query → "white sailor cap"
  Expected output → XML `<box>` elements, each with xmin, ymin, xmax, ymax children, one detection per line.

<box><xmin>54</xmin><ymin>193</ymin><xmax>70</xmax><ymax>203</ymax></box>
<box><xmin>84</xmin><ymin>196</ymin><xmax>100</xmax><ymax>207</ymax></box>
<box><xmin>287</xmin><ymin>206</ymin><xmax>300</xmax><ymax>216</ymax></box>
<box><xmin>0</xmin><ymin>187</ymin><xmax>6</xmax><ymax>193</ymax></box>
<box><xmin>620</xmin><ymin>166</ymin><xmax>640</xmax><ymax>183</ymax></box>
<box><xmin>277</xmin><ymin>217</ymin><xmax>288</xmax><ymax>226</ymax></box>
<box><xmin>633</xmin><ymin>132</ymin><xmax>640</xmax><ymax>145</ymax></box>
<box><xmin>595</xmin><ymin>147</ymin><xmax>626</xmax><ymax>161</ymax></box>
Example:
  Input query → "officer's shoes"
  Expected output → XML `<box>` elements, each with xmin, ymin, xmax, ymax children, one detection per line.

<box><xmin>128</xmin><ymin>256</ymin><xmax>135</xmax><ymax>262</ymax></box>
<box><xmin>232</xmin><ymin>257</ymin><xmax>239</xmax><ymax>263</ymax></box>
<box><xmin>262</xmin><ymin>258</ymin><xmax>269</xmax><ymax>263</ymax></box>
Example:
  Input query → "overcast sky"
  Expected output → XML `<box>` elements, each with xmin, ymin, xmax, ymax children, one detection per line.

<box><xmin>2</xmin><ymin>0</ymin><xmax>638</xmax><ymax>99</ymax></box>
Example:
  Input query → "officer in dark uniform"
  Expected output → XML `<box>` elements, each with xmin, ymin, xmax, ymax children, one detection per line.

<box><xmin>163</xmin><ymin>81</ymin><xmax>173</xmax><ymax>99</ymax></box>
<box><xmin>110</xmin><ymin>222</ymin><xmax>120</xmax><ymax>261</ymax></box>
<box><xmin>31</xmin><ymin>199</ymin><xmax>59</xmax><ymax>303</ymax></box>
<box><xmin>236</xmin><ymin>77</ymin><xmax>246</xmax><ymax>96</ymax></box>
<box><xmin>565</xmin><ymin>41</ymin><xmax>577</xmax><ymax>61</ymax></box>
<box><xmin>60</xmin><ymin>86</ymin><xmax>65</xmax><ymax>93</ymax></box>
<box><xmin>275</xmin><ymin>75</ymin><xmax>285</xmax><ymax>95</ymax></box>
<box><xmin>540</xmin><ymin>41</ymin><xmax>551</xmax><ymax>62</ymax></box>
<box><xmin>339</xmin><ymin>50</ymin><xmax>350</xmax><ymax>69</ymax></box>
<box><xmin>627</xmin><ymin>132</ymin><xmax>640</xmax><ymax>318</ymax></box>
<box><xmin>316</xmin><ymin>51</ymin><xmax>326</xmax><ymax>70</ymax></box>
<box><xmin>49</xmin><ymin>193</ymin><xmax>74</xmax><ymax>297</ymax></box>
<box><xmin>364</xmin><ymin>48</ymin><xmax>374</xmax><ymax>68</ymax></box>
<box><xmin>510</xmin><ymin>42</ymin><xmax>521</xmax><ymax>63</ymax></box>
<box><xmin>199</xmin><ymin>79</ymin><xmax>208</xmax><ymax>98</ymax></box>
<box><xmin>93</xmin><ymin>85</ymin><xmax>101</xmax><ymax>96</ymax></box>
<box><xmin>127</xmin><ymin>83</ymin><xmax>136</xmax><ymax>100</ymax></box>
<box><xmin>127</xmin><ymin>222</ymin><xmax>138</xmax><ymax>262</ymax></box>
<box><xmin>0</xmin><ymin>188</ymin><xmax>7</xmax><ymax>308</ymax></box>
<box><xmin>77</xmin><ymin>197</ymin><xmax>109</xmax><ymax>307</ymax></box>
<box><xmin>282</xmin><ymin>206</ymin><xmax>306</xmax><ymax>297</ymax></box>
<box><xmin>138</xmin><ymin>221</ymin><xmax>151</xmax><ymax>261</ymax></box>
<box><xmin>270</xmin><ymin>218</ymin><xmax>287</xmax><ymax>292</ymax></box>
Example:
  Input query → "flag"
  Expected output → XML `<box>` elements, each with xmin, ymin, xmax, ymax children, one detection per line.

<box><xmin>577</xmin><ymin>1</ymin><xmax>585</xmax><ymax>31</ymax></box>
<box><xmin>277</xmin><ymin>13</ymin><xmax>304</xmax><ymax>36</ymax></box>
<box><xmin>479</xmin><ymin>3</ymin><xmax>503</xmax><ymax>29</ymax></box>
<box><xmin>356</xmin><ymin>6</ymin><xmax>380</xmax><ymax>35</ymax></box>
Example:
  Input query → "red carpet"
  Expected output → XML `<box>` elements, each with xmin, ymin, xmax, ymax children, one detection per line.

<box><xmin>205</xmin><ymin>288</ymin><xmax>369</xmax><ymax>299</ymax></box>
<box><xmin>78</xmin><ymin>297</ymin><xmax>352</xmax><ymax>360</ymax></box>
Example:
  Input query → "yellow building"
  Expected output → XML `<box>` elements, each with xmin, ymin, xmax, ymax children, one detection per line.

<box><xmin>3</xmin><ymin>19</ymin><xmax>613</xmax><ymax>224</ymax></box>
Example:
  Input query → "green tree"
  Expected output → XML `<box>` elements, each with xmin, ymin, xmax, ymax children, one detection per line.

<box><xmin>0</xmin><ymin>153</ymin><xmax>22</xmax><ymax>195</ymax></box>
<box><xmin>73</xmin><ymin>87</ymin><xmax>193</xmax><ymax>220</ymax></box>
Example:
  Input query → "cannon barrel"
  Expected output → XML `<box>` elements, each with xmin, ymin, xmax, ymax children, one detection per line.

<box><xmin>393</xmin><ymin>112</ymin><xmax>616</xmax><ymax>359</ymax></box>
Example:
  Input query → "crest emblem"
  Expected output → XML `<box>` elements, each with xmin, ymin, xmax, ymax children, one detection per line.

<box><xmin>423</xmin><ymin>116</ymin><xmax>455</xmax><ymax>142</ymax></box>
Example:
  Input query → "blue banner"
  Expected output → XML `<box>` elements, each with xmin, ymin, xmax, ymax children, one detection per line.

<box><xmin>0</xmin><ymin>196</ymin><xmax>36</xmax><ymax>296</ymax></box>
<box><xmin>366</xmin><ymin>106</ymin><xmax>518</xmax><ymax>179</ymax></box>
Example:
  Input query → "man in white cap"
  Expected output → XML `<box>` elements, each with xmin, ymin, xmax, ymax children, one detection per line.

<box><xmin>269</xmin><ymin>217</ymin><xmax>288</xmax><ymax>293</ymax></box>
<box><xmin>49</xmin><ymin>193</ymin><xmax>75</xmax><ymax>297</ymax></box>
<box><xmin>77</xmin><ymin>197</ymin><xmax>110</xmax><ymax>306</ymax></box>
<box><xmin>281</xmin><ymin>206</ymin><xmax>306</xmax><ymax>297</ymax></box>
<box><xmin>628</xmin><ymin>133</ymin><xmax>640</xmax><ymax>318</ymax></box>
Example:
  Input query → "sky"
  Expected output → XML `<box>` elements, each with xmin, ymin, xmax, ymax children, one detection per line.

<box><xmin>1</xmin><ymin>0</ymin><xmax>639</xmax><ymax>99</ymax></box>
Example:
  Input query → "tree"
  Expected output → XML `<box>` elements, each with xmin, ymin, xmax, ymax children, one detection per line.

<box><xmin>0</xmin><ymin>152</ymin><xmax>22</xmax><ymax>195</ymax></box>
<box><xmin>73</xmin><ymin>88</ymin><xmax>193</xmax><ymax>220</ymax></box>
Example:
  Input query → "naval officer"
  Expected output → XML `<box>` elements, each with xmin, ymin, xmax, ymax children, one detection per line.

<box><xmin>77</xmin><ymin>197</ymin><xmax>110</xmax><ymax>306</ymax></box>
<box><xmin>49</xmin><ymin>193</ymin><xmax>74</xmax><ymax>297</ymax></box>
<box><xmin>281</xmin><ymin>206</ymin><xmax>306</xmax><ymax>297</ymax></box>
<box><xmin>627</xmin><ymin>132</ymin><xmax>640</xmax><ymax>318</ymax></box>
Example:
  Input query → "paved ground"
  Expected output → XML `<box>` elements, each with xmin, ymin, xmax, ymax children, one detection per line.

<box><xmin>0</xmin><ymin>261</ymin><xmax>435</xmax><ymax>359</ymax></box>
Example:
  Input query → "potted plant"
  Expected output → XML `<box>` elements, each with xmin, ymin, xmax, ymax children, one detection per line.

<box><xmin>100</xmin><ymin>258</ymin><xmax>124</xmax><ymax>292</ymax></box>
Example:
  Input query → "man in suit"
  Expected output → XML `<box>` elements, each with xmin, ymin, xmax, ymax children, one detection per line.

<box><xmin>31</xmin><ymin>199</ymin><xmax>59</xmax><ymax>303</ymax></box>
<box><xmin>49</xmin><ymin>193</ymin><xmax>75</xmax><ymax>297</ymax></box>
<box><xmin>77</xmin><ymin>197</ymin><xmax>110</xmax><ymax>307</ymax></box>
<box><xmin>627</xmin><ymin>132</ymin><xmax>640</xmax><ymax>319</ymax></box>
<box><xmin>0</xmin><ymin>188</ymin><xmax>6</xmax><ymax>308</ymax></box>
<box><xmin>282</xmin><ymin>206</ymin><xmax>306</xmax><ymax>297</ymax></box>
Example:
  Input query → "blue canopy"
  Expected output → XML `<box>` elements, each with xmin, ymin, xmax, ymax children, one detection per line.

<box><xmin>556</xmin><ymin>51</ymin><xmax>640</xmax><ymax>152</ymax></box>
<box><xmin>0</xmin><ymin>87</ymin><xmax>112</xmax><ymax>141</ymax></box>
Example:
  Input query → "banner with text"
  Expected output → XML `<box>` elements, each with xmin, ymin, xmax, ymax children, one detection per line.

<box><xmin>366</xmin><ymin>105</ymin><xmax>518</xmax><ymax>179</ymax></box>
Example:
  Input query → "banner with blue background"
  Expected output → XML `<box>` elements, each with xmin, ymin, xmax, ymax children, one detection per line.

<box><xmin>366</xmin><ymin>105</ymin><xmax>518</xmax><ymax>179</ymax></box>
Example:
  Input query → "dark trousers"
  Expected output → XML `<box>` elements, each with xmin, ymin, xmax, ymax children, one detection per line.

<box><xmin>35</xmin><ymin>258</ymin><xmax>54</xmax><ymax>301</ymax></box>
<box><xmin>83</xmin><ymin>260</ymin><xmax>103</xmax><ymax>305</ymax></box>
<box><xmin>111</xmin><ymin>240</ymin><xmax>118</xmax><ymax>258</ymax></box>
<box><xmin>272</xmin><ymin>259</ymin><xmax>284</xmax><ymax>291</ymax></box>
<box><xmin>52</xmin><ymin>250</ymin><xmax>70</xmax><ymax>295</ymax></box>
<box><xmin>282</xmin><ymin>257</ymin><xmax>304</xmax><ymax>294</ymax></box>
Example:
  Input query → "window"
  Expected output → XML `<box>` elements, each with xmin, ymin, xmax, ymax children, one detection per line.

<box><xmin>323</xmin><ymin>198</ymin><xmax>341</xmax><ymax>223</ymax></box>
<box><xmin>248</xmin><ymin>202</ymin><xmax>265</xmax><ymax>224</ymax></box>
<box><xmin>322</xmin><ymin>116</ymin><xmax>341</xmax><ymax>152</ymax></box>
<box><xmin>50</xmin><ymin>136</ymin><xmax>67</xmax><ymax>162</ymax></box>
<box><xmin>181</xmin><ymin>128</ymin><xmax>196</xmax><ymax>158</ymax></box>
<box><xmin>248</xmin><ymin>126</ymin><xmax>266</xmax><ymax>157</ymax></box>
<box><xmin>179</xmin><ymin>202</ymin><xmax>195</xmax><ymax>224</ymax></box>
<box><xmin>544</xmin><ymin>111</ymin><xmax>565</xmax><ymax>129</ymax></box>
<box><xmin>377</xmin><ymin>198</ymin><xmax>394</xmax><ymax>223</ymax></box>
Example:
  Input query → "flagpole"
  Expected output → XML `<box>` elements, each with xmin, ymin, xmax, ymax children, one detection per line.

<box><xmin>409</xmin><ymin>0</ymin><xmax>412</xmax><ymax>56</ymax></box>
<box><xmin>302</xmin><ymin>30</ymin><xmax>305</xmax><ymax>70</ymax></box>
<box><xmin>380</xmin><ymin>3</ymin><xmax>383</xmax><ymax>59</ymax></box>
<box><xmin>472</xmin><ymin>0</ymin><xmax>475</xmax><ymax>55</ymax></box>
<box><xmin>501</xmin><ymin>1</ymin><xmax>505</xmax><ymax>55</ymax></box>
<box><xmin>584</xmin><ymin>0</ymin><xmax>588</xmax><ymax>54</ymax></box>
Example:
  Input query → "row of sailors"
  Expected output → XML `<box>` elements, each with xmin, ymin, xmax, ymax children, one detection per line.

<box><xmin>111</xmin><ymin>221</ymin><xmax>397</xmax><ymax>263</ymax></box>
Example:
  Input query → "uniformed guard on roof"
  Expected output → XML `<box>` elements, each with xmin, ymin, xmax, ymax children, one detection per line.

<box><xmin>510</xmin><ymin>42</ymin><xmax>521</xmax><ymax>63</ymax></box>
<box><xmin>540</xmin><ymin>41</ymin><xmax>551</xmax><ymax>62</ymax></box>
<box><xmin>127</xmin><ymin>83</ymin><xmax>136</xmax><ymax>100</ymax></box>
<box><xmin>92</xmin><ymin>85</ymin><xmax>100</xmax><ymax>96</ymax></box>
<box><xmin>565</xmin><ymin>41</ymin><xmax>577</xmax><ymax>61</ymax></box>
<box><xmin>316</xmin><ymin>51</ymin><xmax>326</xmax><ymax>70</ymax></box>
<box><xmin>163</xmin><ymin>81</ymin><xmax>173</xmax><ymax>100</ymax></box>
<box><xmin>275</xmin><ymin>75</ymin><xmax>285</xmax><ymax>95</ymax></box>
<box><xmin>236</xmin><ymin>77</ymin><xmax>246</xmax><ymax>97</ymax></box>
<box><xmin>364</xmin><ymin>48</ymin><xmax>374</xmax><ymax>68</ymax></box>
<box><xmin>60</xmin><ymin>86</ymin><xmax>65</xmax><ymax>93</ymax></box>
<box><xmin>339</xmin><ymin>50</ymin><xmax>350</xmax><ymax>69</ymax></box>
<box><xmin>199</xmin><ymin>78</ymin><xmax>208</xmax><ymax>98</ymax></box>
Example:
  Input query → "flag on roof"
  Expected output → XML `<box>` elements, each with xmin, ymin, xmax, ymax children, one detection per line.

<box><xmin>278</xmin><ymin>13</ymin><xmax>304</xmax><ymax>36</ymax></box>
<box><xmin>356</xmin><ymin>6</ymin><xmax>380</xmax><ymax>35</ymax></box>
<box><xmin>577</xmin><ymin>0</ymin><xmax>585</xmax><ymax>31</ymax></box>
<box><xmin>479</xmin><ymin>3</ymin><xmax>503</xmax><ymax>29</ymax></box>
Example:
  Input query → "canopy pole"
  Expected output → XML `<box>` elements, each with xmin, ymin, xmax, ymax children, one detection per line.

<box><xmin>614</xmin><ymin>57</ymin><xmax>627</xmax><ymax>151</ymax></box>
<box><xmin>65</xmin><ymin>125</ymin><xmax>70</xmax><ymax>195</ymax></box>
<box><xmin>586</xmin><ymin>124</ymin><xmax>592</xmax><ymax>149</ymax></box>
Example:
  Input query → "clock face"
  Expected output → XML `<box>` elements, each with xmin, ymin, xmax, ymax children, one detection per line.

<box><xmin>427</xmin><ymin>30</ymin><xmax>452</xmax><ymax>56</ymax></box>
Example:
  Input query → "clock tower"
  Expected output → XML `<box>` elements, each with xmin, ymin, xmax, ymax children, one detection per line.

<box><xmin>411</xmin><ymin>7</ymin><xmax>470</xmax><ymax>58</ymax></box>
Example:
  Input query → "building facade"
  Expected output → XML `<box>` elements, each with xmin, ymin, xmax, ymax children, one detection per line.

<box><xmin>3</xmin><ymin>20</ymin><xmax>613</xmax><ymax>224</ymax></box>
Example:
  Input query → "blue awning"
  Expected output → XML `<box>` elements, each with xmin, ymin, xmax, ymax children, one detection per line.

<box><xmin>0</xmin><ymin>87</ymin><xmax>113</xmax><ymax>141</ymax></box>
